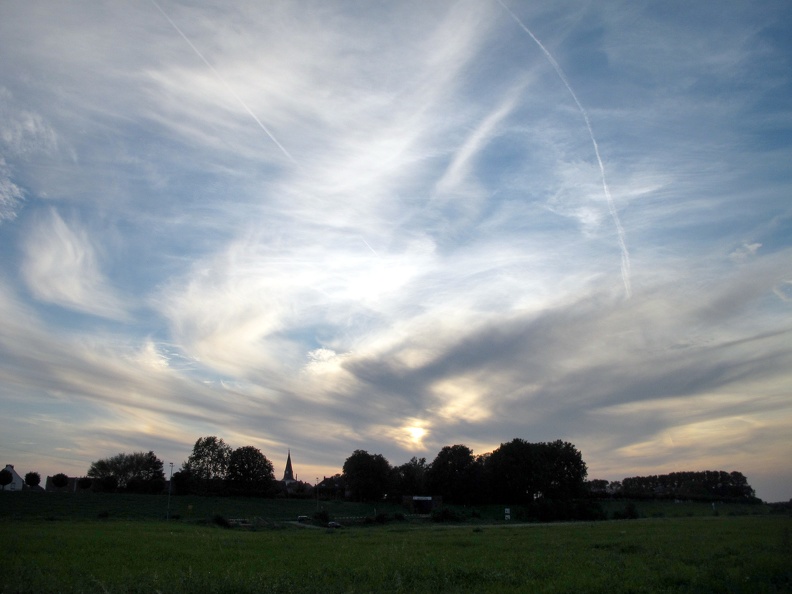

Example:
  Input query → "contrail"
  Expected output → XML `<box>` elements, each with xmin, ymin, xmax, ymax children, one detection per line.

<box><xmin>497</xmin><ymin>0</ymin><xmax>631</xmax><ymax>298</ymax></box>
<box><xmin>150</xmin><ymin>0</ymin><xmax>296</xmax><ymax>164</ymax></box>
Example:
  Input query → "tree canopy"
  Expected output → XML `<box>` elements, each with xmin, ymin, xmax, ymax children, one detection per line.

<box><xmin>0</xmin><ymin>468</ymin><xmax>11</xmax><ymax>490</ymax></box>
<box><xmin>87</xmin><ymin>451</ymin><xmax>165</xmax><ymax>493</ymax></box>
<box><xmin>486</xmin><ymin>439</ymin><xmax>588</xmax><ymax>503</ymax></box>
<box><xmin>182</xmin><ymin>436</ymin><xmax>232</xmax><ymax>482</ymax></box>
<box><xmin>620</xmin><ymin>471</ymin><xmax>756</xmax><ymax>501</ymax></box>
<box><xmin>342</xmin><ymin>450</ymin><xmax>392</xmax><ymax>501</ymax></box>
<box><xmin>226</xmin><ymin>446</ymin><xmax>275</xmax><ymax>495</ymax></box>
<box><xmin>426</xmin><ymin>444</ymin><xmax>484</xmax><ymax>504</ymax></box>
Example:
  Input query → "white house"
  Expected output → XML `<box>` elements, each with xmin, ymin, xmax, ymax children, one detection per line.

<box><xmin>2</xmin><ymin>464</ymin><xmax>25</xmax><ymax>491</ymax></box>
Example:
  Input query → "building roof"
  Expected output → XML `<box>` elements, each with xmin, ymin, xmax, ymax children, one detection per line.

<box><xmin>282</xmin><ymin>450</ymin><xmax>295</xmax><ymax>483</ymax></box>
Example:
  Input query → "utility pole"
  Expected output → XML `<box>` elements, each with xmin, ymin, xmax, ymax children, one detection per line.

<box><xmin>166</xmin><ymin>462</ymin><xmax>174</xmax><ymax>520</ymax></box>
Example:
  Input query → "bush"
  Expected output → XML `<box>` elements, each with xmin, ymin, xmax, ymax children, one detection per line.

<box><xmin>211</xmin><ymin>514</ymin><xmax>231</xmax><ymax>528</ymax></box>
<box><xmin>613</xmin><ymin>502</ymin><xmax>640</xmax><ymax>520</ymax></box>
<box><xmin>313</xmin><ymin>509</ymin><xmax>330</xmax><ymax>523</ymax></box>
<box><xmin>431</xmin><ymin>507</ymin><xmax>462</xmax><ymax>523</ymax></box>
<box><xmin>24</xmin><ymin>472</ymin><xmax>41</xmax><ymax>488</ymax></box>
<box><xmin>52</xmin><ymin>473</ymin><xmax>69</xmax><ymax>489</ymax></box>
<box><xmin>375</xmin><ymin>513</ymin><xmax>389</xmax><ymax>524</ymax></box>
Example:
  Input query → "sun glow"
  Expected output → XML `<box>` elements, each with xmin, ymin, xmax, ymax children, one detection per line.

<box><xmin>406</xmin><ymin>426</ymin><xmax>426</xmax><ymax>443</ymax></box>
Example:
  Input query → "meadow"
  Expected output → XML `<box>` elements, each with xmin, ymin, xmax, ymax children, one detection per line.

<box><xmin>1</xmin><ymin>494</ymin><xmax>790</xmax><ymax>593</ymax></box>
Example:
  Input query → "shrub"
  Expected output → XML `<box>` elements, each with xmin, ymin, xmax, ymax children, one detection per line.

<box><xmin>375</xmin><ymin>513</ymin><xmax>389</xmax><ymax>524</ymax></box>
<box><xmin>52</xmin><ymin>473</ymin><xmax>69</xmax><ymax>489</ymax></box>
<box><xmin>431</xmin><ymin>507</ymin><xmax>462</xmax><ymax>523</ymax></box>
<box><xmin>613</xmin><ymin>502</ymin><xmax>640</xmax><ymax>520</ymax></box>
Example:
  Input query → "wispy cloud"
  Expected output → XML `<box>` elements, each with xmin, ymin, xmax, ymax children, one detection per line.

<box><xmin>0</xmin><ymin>0</ymin><xmax>790</xmax><ymax>500</ymax></box>
<box><xmin>21</xmin><ymin>210</ymin><xmax>129</xmax><ymax>320</ymax></box>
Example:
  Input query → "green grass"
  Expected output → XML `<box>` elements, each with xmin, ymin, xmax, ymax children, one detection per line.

<box><xmin>2</xmin><ymin>514</ymin><xmax>790</xmax><ymax>593</ymax></box>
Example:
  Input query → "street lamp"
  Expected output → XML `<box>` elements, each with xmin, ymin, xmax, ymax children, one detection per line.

<box><xmin>166</xmin><ymin>462</ymin><xmax>174</xmax><ymax>520</ymax></box>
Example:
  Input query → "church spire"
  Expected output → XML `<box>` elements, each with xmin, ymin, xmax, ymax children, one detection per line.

<box><xmin>282</xmin><ymin>449</ymin><xmax>295</xmax><ymax>482</ymax></box>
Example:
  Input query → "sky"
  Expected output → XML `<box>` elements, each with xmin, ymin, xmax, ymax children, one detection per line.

<box><xmin>1</xmin><ymin>1</ymin><xmax>790</xmax><ymax>502</ymax></box>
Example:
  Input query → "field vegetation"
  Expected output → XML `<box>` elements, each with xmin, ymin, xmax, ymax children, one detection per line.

<box><xmin>2</xmin><ymin>493</ymin><xmax>790</xmax><ymax>593</ymax></box>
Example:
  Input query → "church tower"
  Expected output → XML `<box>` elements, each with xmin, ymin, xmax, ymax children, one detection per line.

<box><xmin>282</xmin><ymin>450</ymin><xmax>296</xmax><ymax>484</ymax></box>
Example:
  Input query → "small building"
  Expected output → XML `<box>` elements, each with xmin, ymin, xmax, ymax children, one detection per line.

<box><xmin>402</xmin><ymin>495</ymin><xmax>442</xmax><ymax>514</ymax></box>
<box><xmin>1</xmin><ymin>464</ymin><xmax>25</xmax><ymax>491</ymax></box>
<box><xmin>45</xmin><ymin>475</ymin><xmax>79</xmax><ymax>493</ymax></box>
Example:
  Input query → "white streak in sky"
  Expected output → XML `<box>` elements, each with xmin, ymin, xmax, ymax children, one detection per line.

<box><xmin>497</xmin><ymin>0</ymin><xmax>632</xmax><ymax>298</ymax></box>
<box><xmin>361</xmin><ymin>238</ymin><xmax>379</xmax><ymax>257</ymax></box>
<box><xmin>150</xmin><ymin>0</ymin><xmax>296</xmax><ymax>164</ymax></box>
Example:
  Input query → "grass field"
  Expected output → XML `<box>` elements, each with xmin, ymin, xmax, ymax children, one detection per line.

<box><xmin>1</xmin><ymin>494</ymin><xmax>790</xmax><ymax>593</ymax></box>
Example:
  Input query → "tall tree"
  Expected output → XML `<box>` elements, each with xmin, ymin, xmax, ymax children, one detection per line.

<box><xmin>342</xmin><ymin>450</ymin><xmax>392</xmax><ymax>502</ymax></box>
<box><xmin>392</xmin><ymin>457</ymin><xmax>428</xmax><ymax>498</ymax></box>
<box><xmin>226</xmin><ymin>446</ymin><xmax>274</xmax><ymax>496</ymax></box>
<box><xmin>426</xmin><ymin>444</ymin><xmax>482</xmax><ymax>504</ymax></box>
<box><xmin>182</xmin><ymin>436</ymin><xmax>232</xmax><ymax>491</ymax></box>
<box><xmin>486</xmin><ymin>439</ymin><xmax>587</xmax><ymax>503</ymax></box>
<box><xmin>87</xmin><ymin>451</ymin><xmax>165</xmax><ymax>493</ymax></box>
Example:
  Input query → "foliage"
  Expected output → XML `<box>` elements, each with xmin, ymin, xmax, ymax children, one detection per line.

<box><xmin>87</xmin><ymin>451</ymin><xmax>165</xmax><ymax>493</ymax></box>
<box><xmin>51</xmin><ymin>473</ymin><xmax>69</xmax><ymax>489</ymax></box>
<box><xmin>182</xmin><ymin>436</ymin><xmax>232</xmax><ymax>493</ymax></box>
<box><xmin>316</xmin><ymin>474</ymin><xmax>346</xmax><ymax>500</ymax></box>
<box><xmin>0</xmin><ymin>468</ymin><xmax>12</xmax><ymax>490</ymax></box>
<box><xmin>24</xmin><ymin>472</ymin><xmax>41</xmax><ymax>488</ymax></box>
<box><xmin>391</xmin><ymin>456</ymin><xmax>428</xmax><ymax>499</ymax></box>
<box><xmin>431</xmin><ymin>507</ymin><xmax>463</xmax><ymax>522</ymax></box>
<box><xmin>620</xmin><ymin>470</ymin><xmax>757</xmax><ymax>501</ymax></box>
<box><xmin>612</xmin><ymin>502</ymin><xmax>640</xmax><ymax>520</ymax></box>
<box><xmin>226</xmin><ymin>446</ymin><xmax>275</xmax><ymax>496</ymax></box>
<box><xmin>486</xmin><ymin>439</ymin><xmax>587</xmax><ymax>504</ymax></box>
<box><xmin>342</xmin><ymin>450</ymin><xmax>392</xmax><ymax>501</ymax></box>
<box><xmin>77</xmin><ymin>476</ymin><xmax>93</xmax><ymax>490</ymax></box>
<box><xmin>425</xmin><ymin>445</ymin><xmax>483</xmax><ymax>504</ymax></box>
<box><xmin>170</xmin><ymin>470</ymin><xmax>192</xmax><ymax>496</ymax></box>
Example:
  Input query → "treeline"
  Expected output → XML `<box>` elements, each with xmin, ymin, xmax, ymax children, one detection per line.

<box><xmin>81</xmin><ymin>438</ymin><xmax>300</xmax><ymax>497</ymax></box>
<box><xmin>37</xmin><ymin>435</ymin><xmax>757</xmax><ymax>507</ymax></box>
<box><xmin>587</xmin><ymin>471</ymin><xmax>757</xmax><ymax>502</ymax></box>
<box><xmin>338</xmin><ymin>438</ymin><xmax>589</xmax><ymax>505</ymax></box>
<box><xmin>173</xmin><ymin>437</ymin><xmax>311</xmax><ymax>497</ymax></box>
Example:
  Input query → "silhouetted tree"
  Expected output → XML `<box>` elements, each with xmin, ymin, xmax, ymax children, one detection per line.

<box><xmin>87</xmin><ymin>451</ymin><xmax>165</xmax><ymax>493</ymax></box>
<box><xmin>486</xmin><ymin>439</ymin><xmax>587</xmax><ymax>503</ymax></box>
<box><xmin>426</xmin><ymin>445</ymin><xmax>481</xmax><ymax>504</ymax></box>
<box><xmin>392</xmin><ymin>457</ymin><xmax>429</xmax><ymax>499</ymax></box>
<box><xmin>171</xmin><ymin>470</ymin><xmax>192</xmax><ymax>496</ymax></box>
<box><xmin>24</xmin><ymin>472</ymin><xmax>41</xmax><ymax>488</ymax></box>
<box><xmin>0</xmin><ymin>468</ymin><xmax>12</xmax><ymax>490</ymax></box>
<box><xmin>621</xmin><ymin>470</ymin><xmax>756</xmax><ymax>502</ymax></box>
<box><xmin>226</xmin><ymin>446</ymin><xmax>274</xmax><ymax>496</ymax></box>
<box><xmin>77</xmin><ymin>476</ymin><xmax>93</xmax><ymax>490</ymax></box>
<box><xmin>52</xmin><ymin>473</ymin><xmax>69</xmax><ymax>489</ymax></box>
<box><xmin>342</xmin><ymin>450</ymin><xmax>392</xmax><ymax>502</ymax></box>
<box><xmin>182</xmin><ymin>436</ymin><xmax>232</xmax><ymax>494</ymax></box>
